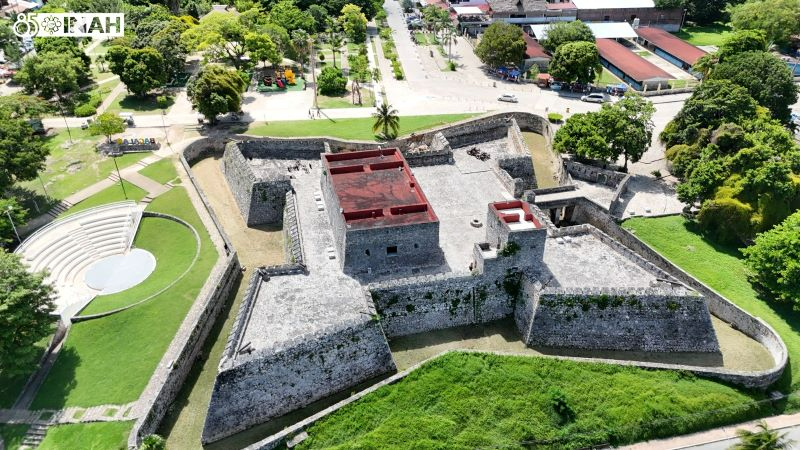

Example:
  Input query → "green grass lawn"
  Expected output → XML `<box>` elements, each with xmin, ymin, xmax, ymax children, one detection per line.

<box><xmin>674</xmin><ymin>23</ymin><xmax>732</xmax><ymax>46</ymax></box>
<box><xmin>298</xmin><ymin>352</ymin><xmax>768</xmax><ymax>449</ymax></box>
<box><xmin>60</xmin><ymin>180</ymin><xmax>147</xmax><ymax>217</ymax></box>
<box><xmin>622</xmin><ymin>216</ymin><xmax>800</xmax><ymax>394</ymax></box>
<box><xmin>31</xmin><ymin>187</ymin><xmax>219</xmax><ymax>408</ymax></box>
<box><xmin>247</xmin><ymin>114</ymin><xmax>477</xmax><ymax>141</ymax></box>
<box><xmin>104</xmin><ymin>92</ymin><xmax>174</xmax><ymax>115</ymax></box>
<box><xmin>317</xmin><ymin>89</ymin><xmax>375</xmax><ymax>109</ymax></box>
<box><xmin>0</xmin><ymin>330</ymin><xmax>54</xmax><ymax>408</ymax></box>
<box><xmin>0</xmin><ymin>424</ymin><xmax>30</xmax><ymax>450</ymax></box>
<box><xmin>595</xmin><ymin>68</ymin><xmax>622</xmax><ymax>86</ymax></box>
<box><xmin>78</xmin><ymin>216</ymin><xmax>197</xmax><ymax>315</ymax></box>
<box><xmin>16</xmin><ymin>128</ymin><xmax>148</xmax><ymax>203</ymax></box>
<box><xmin>138</xmin><ymin>158</ymin><xmax>178</xmax><ymax>185</ymax></box>
<box><xmin>38</xmin><ymin>421</ymin><xmax>131</xmax><ymax>450</ymax></box>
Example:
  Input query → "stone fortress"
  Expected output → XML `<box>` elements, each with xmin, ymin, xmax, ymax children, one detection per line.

<box><xmin>201</xmin><ymin>112</ymin><xmax>784</xmax><ymax>446</ymax></box>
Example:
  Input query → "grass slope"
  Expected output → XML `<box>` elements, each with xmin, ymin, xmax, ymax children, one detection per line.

<box><xmin>673</xmin><ymin>23</ymin><xmax>733</xmax><ymax>46</ymax></box>
<box><xmin>246</xmin><ymin>114</ymin><xmax>477</xmax><ymax>141</ymax></box>
<box><xmin>622</xmin><ymin>216</ymin><xmax>800</xmax><ymax>393</ymax></box>
<box><xmin>79</xmin><ymin>217</ymin><xmax>197</xmax><ymax>315</ymax></box>
<box><xmin>60</xmin><ymin>180</ymin><xmax>147</xmax><ymax>217</ymax></box>
<box><xmin>0</xmin><ymin>424</ymin><xmax>30</xmax><ymax>450</ymax></box>
<box><xmin>0</xmin><ymin>328</ymin><xmax>56</xmax><ymax>408</ymax></box>
<box><xmin>31</xmin><ymin>187</ymin><xmax>219</xmax><ymax>408</ymax></box>
<box><xmin>38</xmin><ymin>421</ymin><xmax>131</xmax><ymax>450</ymax></box>
<box><xmin>298</xmin><ymin>353</ymin><xmax>767</xmax><ymax>450</ymax></box>
<box><xmin>138</xmin><ymin>158</ymin><xmax>178</xmax><ymax>185</ymax></box>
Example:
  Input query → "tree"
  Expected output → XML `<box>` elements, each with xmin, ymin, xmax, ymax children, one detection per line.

<box><xmin>270</xmin><ymin>0</ymin><xmax>314</xmax><ymax>32</ymax></box>
<box><xmin>401</xmin><ymin>0</ymin><xmax>414</xmax><ymax>12</ymax></box>
<box><xmin>348</xmin><ymin>53</ymin><xmax>370</xmax><ymax>104</ymax></box>
<box><xmin>548</xmin><ymin>41</ymin><xmax>601</xmax><ymax>84</ymax></box>
<box><xmin>308</xmin><ymin>5</ymin><xmax>329</xmax><ymax>32</ymax></box>
<box><xmin>0</xmin><ymin>198</ymin><xmax>26</xmax><ymax>246</ymax></box>
<box><xmin>327</xmin><ymin>31</ymin><xmax>345</xmax><ymax>68</ymax></box>
<box><xmin>0</xmin><ymin>21</ymin><xmax>22</xmax><ymax>64</ymax></box>
<box><xmin>540</xmin><ymin>20</ymin><xmax>594</xmax><ymax>53</ymax></box>
<box><xmin>475</xmin><ymin>22</ymin><xmax>526</xmax><ymax>69</ymax></box>
<box><xmin>691</xmin><ymin>53</ymin><xmax>718</xmax><ymax>78</ymax></box>
<box><xmin>553</xmin><ymin>113</ymin><xmax>612</xmax><ymax>161</ymax></box>
<box><xmin>317</xmin><ymin>66</ymin><xmax>347</xmax><ymax>95</ymax></box>
<box><xmin>148</xmin><ymin>19</ymin><xmax>190</xmax><ymax>81</ymax></box>
<box><xmin>0</xmin><ymin>249</ymin><xmax>55</xmax><ymax>376</ymax></box>
<box><xmin>340</xmin><ymin>3</ymin><xmax>368</xmax><ymax>44</ymax></box>
<box><xmin>0</xmin><ymin>115</ymin><xmax>49</xmax><ymax>193</ymax></box>
<box><xmin>685</xmin><ymin>0</ymin><xmax>729</xmax><ymax>24</ymax></box>
<box><xmin>33</xmin><ymin>37</ymin><xmax>92</xmax><ymax>84</ymax></box>
<box><xmin>730</xmin><ymin>421</ymin><xmax>795</xmax><ymax>449</ymax></box>
<box><xmin>140</xmin><ymin>434</ymin><xmax>167</xmax><ymax>450</ymax></box>
<box><xmin>743</xmin><ymin>213</ymin><xmax>800</xmax><ymax>307</ymax></box>
<box><xmin>182</xmin><ymin>0</ymin><xmax>212</xmax><ymax>17</ymax></box>
<box><xmin>728</xmin><ymin>0</ymin><xmax>800</xmax><ymax>45</ymax></box>
<box><xmin>600</xmin><ymin>94</ymin><xmax>656</xmax><ymax>169</ymax></box>
<box><xmin>373</xmin><ymin>103</ymin><xmax>400</xmax><ymax>139</ymax></box>
<box><xmin>290</xmin><ymin>29</ymin><xmax>311</xmax><ymax>68</ymax></box>
<box><xmin>88</xmin><ymin>112</ymin><xmax>126</xmax><ymax>144</ymax></box>
<box><xmin>0</xmin><ymin>95</ymin><xmax>49</xmax><ymax>119</ymax></box>
<box><xmin>245</xmin><ymin>32</ymin><xmax>281</xmax><ymax>67</ymax></box>
<box><xmin>187</xmin><ymin>64</ymin><xmax>247</xmax><ymax>123</ymax></box>
<box><xmin>718</xmin><ymin>29</ymin><xmax>768</xmax><ymax>60</ymax></box>
<box><xmin>709</xmin><ymin>51</ymin><xmax>798</xmax><ymax>124</ymax></box>
<box><xmin>14</xmin><ymin>53</ymin><xmax>82</xmax><ymax>101</ymax></box>
<box><xmin>107</xmin><ymin>46</ymin><xmax>168</xmax><ymax>97</ymax></box>
<box><xmin>181</xmin><ymin>12</ymin><xmax>249</xmax><ymax>68</ymax></box>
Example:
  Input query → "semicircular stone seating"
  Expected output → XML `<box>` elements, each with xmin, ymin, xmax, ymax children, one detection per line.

<box><xmin>15</xmin><ymin>201</ymin><xmax>144</xmax><ymax>320</ymax></box>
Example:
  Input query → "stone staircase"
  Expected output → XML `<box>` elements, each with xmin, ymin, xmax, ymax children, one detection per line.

<box><xmin>20</xmin><ymin>421</ymin><xmax>49</xmax><ymax>448</ymax></box>
<box><xmin>45</xmin><ymin>201</ymin><xmax>73</xmax><ymax>219</ymax></box>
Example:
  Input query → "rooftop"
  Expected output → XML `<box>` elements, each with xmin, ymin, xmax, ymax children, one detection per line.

<box><xmin>487</xmin><ymin>0</ymin><xmax>548</xmax><ymax>14</ymax></box>
<box><xmin>570</xmin><ymin>0</ymin><xmax>655</xmax><ymax>9</ymax></box>
<box><xmin>491</xmin><ymin>200</ymin><xmax>544</xmax><ymax>231</ymax></box>
<box><xmin>523</xmin><ymin>33</ymin><xmax>550</xmax><ymax>59</ymax></box>
<box><xmin>323</xmin><ymin>149</ymin><xmax>438</xmax><ymax>230</ymax></box>
<box><xmin>545</xmin><ymin>1</ymin><xmax>577</xmax><ymax>9</ymax></box>
<box><xmin>636</xmin><ymin>27</ymin><xmax>707</xmax><ymax>65</ymax></box>
<box><xmin>596</xmin><ymin>38</ymin><xmax>672</xmax><ymax>81</ymax></box>
<box><xmin>529</xmin><ymin>22</ymin><xmax>637</xmax><ymax>39</ymax></box>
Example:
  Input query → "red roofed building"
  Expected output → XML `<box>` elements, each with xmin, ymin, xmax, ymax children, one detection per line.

<box><xmin>596</xmin><ymin>38</ymin><xmax>671</xmax><ymax>91</ymax></box>
<box><xmin>321</xmin><ymin>148</ymin><xmax>442</xmax><ymax>272</ymax></box>
<box><xmin>635</xmin><ymin>27</ymin><xmax>706</xmax><ymax>72</ymax></box>
<box><xmin>523</xmin><ymin>33</ymin><xmax>551</xmax><ymax>70</ymax></box>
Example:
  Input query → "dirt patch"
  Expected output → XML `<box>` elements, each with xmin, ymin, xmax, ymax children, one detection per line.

<box><xmin>190</xmin><ymin>155</ymin><xmax>284</xmax><ymax>270</ymax></box>
<box><xmin>522</xmin><ymin>132</ymin><xmax>560</xmax><ymax>189</ymax></box>
<box><xmin>66</xmin><ymin>161</ymin><xmax>83</xmax><ymax>173</ymax></box>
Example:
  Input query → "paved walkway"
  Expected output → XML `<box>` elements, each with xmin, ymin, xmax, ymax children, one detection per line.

<box><xmin>0</xmin><ymin>401</ymin><xmax>140</xmax><ymax>426</ymax></box>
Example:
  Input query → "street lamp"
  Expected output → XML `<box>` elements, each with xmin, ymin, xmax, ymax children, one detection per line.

<box><xmin>38</xmin><ymin>175</ymin><xmax>51</xmax><ymax>202</ymax></box>
<box><xmin>161</xmin><ymin>109</ymin><xmax>171</xmax><ymax>149</ymax></box>
<box><xmin>6</xmin><ymin>205</ymin><xmax>20</xmax><ymax>243</ymax></box>
<box><xmin>309</xmin><ymin>37</ymin><xmax>319</xmax><ymax>113</ymax></box>
<box><xmin>55</xmin><ymin>97</ymin><xmax>74</xmax><ymax>145</ymax></box>
<box><xmin>111</xmin><ymin>155</ymin><xmax>128</xmax><ymax>200</ymax></box>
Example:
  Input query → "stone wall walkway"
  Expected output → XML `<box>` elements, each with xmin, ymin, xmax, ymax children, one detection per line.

<box><xmin>0</xmin><ymin>401</ymin><xmax>140</xmax><ymax>425</ymax></box>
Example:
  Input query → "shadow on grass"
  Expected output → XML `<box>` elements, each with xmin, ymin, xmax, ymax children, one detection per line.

<box><xmin>116</xmin><ymin>95</ymin><xmax>175</xmax><ymax>113</ymax></box>
<box><xmin>31</xmin><ymin>347</ymin><xmax>80</xmax><ymax>410</ymax></box>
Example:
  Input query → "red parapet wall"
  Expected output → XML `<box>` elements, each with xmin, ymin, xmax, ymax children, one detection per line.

<box><xmin>490</xmin><ymin>200</ymin><xmax>542</xmax><ymax>229</ymax></box>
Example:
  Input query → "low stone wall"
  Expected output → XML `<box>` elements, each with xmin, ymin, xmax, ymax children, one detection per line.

<box><xmin>202</xmin><ymin>317</ymin><xmax>395</xmax><ymax>444</ymax></box>
<box><xmin>526</xmin><ymin>287</ymin><xmax>720</xmax><ymax>353</ymax></box>
<box><xmin>570</xmin><ymin>200</ymin><xmax>788</xmax><ymax>388</ymax></box>
<box><xmin>283</xmin><ymin>191</ymin><xmax>304</xmax><ymax>266</ymax></box>
<box><xmin>370</xmin><ymin>270</ymin><xmax>520</xmax><ymax>338</ymax></box>
<box><xmin>564</xmin><ymin>159</ymin><xmax>628</xmax><ymax>188</ymax></box>
<box><xmin>609</xmin><ymin>174</ymin><xmax>633</xmax><ymax>218</ymax></box>
<box><xmin>128</xmin><ymin>253</ymin><xmax>241</xmax><ymax>449</ymax></box>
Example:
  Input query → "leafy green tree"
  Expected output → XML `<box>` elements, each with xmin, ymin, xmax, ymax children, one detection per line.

<box><xmin>290</xmin><ymin>29</ymin><xmax>311</xmax><ymax>68</ymax></box>
<box><xmin>0</xmin><ymin>249</ymin><xmax>55</xmax><ymax>375</ymax></box>
<box><xmin>685</xmin><ymin>0</ymin><xmax>729</xmax><ymax>24</ymax></box>
<box><xmin>373</xmin><ymin>103</ymin><xmax>400</xmax><ymax>139</ymax></box>
<box><xmin>728</xmin><ymin>0</ymin><xmax>800</xmax><ymax>45</ymax></box>
<box><xmin>181</xmin><ymin>0</ymin><xmax>212</xmax><ymax>17</ymax></box>
<box><xmin>709</xmin><ymin>51</ymin><xmax>798</xmax><ymax>123</ymax></box>
<box><xmin>317</xmin><ymin>66</ymin><xmax>347</xmax><ymax>95</ymax></box>
<box><xmin>182</xmin><ymin>11</ymin><xmax>249</xmax><ymax>68</ymax></box>
<box><xmin>14</xmin><ymin>53</ymin><xmax>83</xmax><ymax>101</ymax></box>
<box><xmin>327</xmin><ymin>31</ymin><xmax>345</xmax><ymax>68</ymax></box>
<box><xmin>33</xmin><ymin>37</ymin><xmax>91</xmax><ymax>84</ymax></box>
<box><xmin>401</xmin><ymin>0</ymin><xmax>414</xmax><ymax>12</ymax></box>
<box><xmin>548</xmin><ymin>41</ymin><xmax>601</xmax><ymax>84</ymax></box>
<box><xmin>261</xmin><ymin>22</ymin><xmax>292</xmax><ymax>59</ymax></box>
<box><xmin>691</xmin><ymin>53</ymin><xmax>718</xmax><ymax>78</ymax></box>
<box><xmin>269</xmin><ymin>0</ymin><xmax>314</xmax><ymax>32</ymax></box>
<box><xmin>246</xmin><ymin>32</ymin><xmax>281</xmax><ymax>67</ymax></box>
<box><xmin>187</xmin><ymin>64</ymin><xmax>246</xmax><ymax>124</ymax></box>
<box><xmin>553</xmin><ymin>113</ymin><xmax>613</xmax><ymax>161</ymax></box>
<box><xmin>731</xmin><ymin>421</ymin><xmax>795</xmax><ymax>449</ymax></box>
<box><xmin>744</xmin><ymin>211</ymin><xmax>800</xmax><ymax>306</ymax></box>
<box><xmin>599</xmin><ymin>94</ymin><xmax>656</xmax><ymax>169</ymax></box>
<box><xmin>107</xmin><ymin>46</ymin><xmax>168</xmax><ymax>97</ymax></box>
<box><xmin>475</xmin><ymin>22</ymin><xmax>526</xmax><ymax>69</ymax></box>
<box><xmin>88</xmin><ymin>112</ymin><xmax>126</xmax><ymax>144</ymax></box>
<box><xmin>140</xmin><ymin>434</ymin><xmax>167</xmax><ymax>450</ymax></box>
<box><xmin>718</xmin><ymin>29</ymin><xmax>768</xmax><ymax>60</ymax></box>
<box><xmin>0</xmin><ymin>95</ymin><xmax>49</xmax><ymax>119</ymax></box>
<box><xmin>340</xmin><ymin>3</ymin><xmax>368</xmax><ymax>44</ymax></box>
<box><xmin>148</xmin><ymin>19</ymin><xmax>190</xmax><ymax>81</ymax></box>
<box><xmin>540</xmin><ymin>20</ymin><xmax>594</xmax><ymax>53</ymax></box>
<box><xmin>654</xmin><ymin>0</ymin><xmax>684</xmax><ymax>7</ymax></box>
<box><xmin>0</xmin><ymin>22</ymin><xmax>22</xmax><ymax>64</ymax></box>
<box><xmin>0</xmin><ymin>112</ymin><xmax>49</xmax><ymax>194</ymax></box>
<box><xmin>308</xmin><ymin>5</ymin><xmax>329</xmax><ymax>32</ymax></box>
<box><xmin>0</xmin><ymin>199</ymin><xmax>26</xmax><ymax>246</ymax></box>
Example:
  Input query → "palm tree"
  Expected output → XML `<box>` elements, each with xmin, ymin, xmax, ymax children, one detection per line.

<box><xmin>372</xmin><ymin>103</ymin><xmax>400</xmax><ymax>139</ymax></box>
<box><xmin>140</xmin><ymin>434</ymin><xmax>166</xmax><ymax>450</ymax></box>
<box><xmin>731</xmin><ymin>421</ymin><xmax>794</xmax><ymax>450</ymax></box>
<box><xmin>692</xmin><ymin>53</ymin><xmax>718</xmax><ymax>79</ymax></box>
<box><xmin>329</xmin><ymin>33</ymin><xmax>345</xmax><ymax>68</ymax></box>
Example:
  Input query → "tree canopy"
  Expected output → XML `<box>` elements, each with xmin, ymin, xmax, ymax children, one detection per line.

<box><xmin>548</xmin><ymin>41</ymin><xmax>601</xmax><ymax>84</ymax></box>
<box><xmin>718</xmin><ymin>30</ymin><xmax>768</xmax><ymax>60</ymax></box>
<box><xmin>475</xmin><ymin>22</ymin><xmax>526</xmax><ymax>69</ymax></box>
<box><xmin>744</xmin><ymin>212</ymin><xmax>800</xmax><ymax>307</ymax></box>
<box><xmin>187</xmin><ymin>64</ymin><xmax>247</xmax><ymax>123</ymax></box>
<box><xmin>727</xmin><ymin>0</ymin><xmax>800</xmax><ymax>45</ymax></box>
<box><xmin>245</xmin><ymin>32</ymin><xmax>282</xmax><ymax>67</ymax></box>
<box><xmin>540</xmin><ymin>20</ymin><xmax>594</xmax><ymax>53</ymax></box>
<box><xmin>14</xmin><ymin>53</ymin><xmax>84</xmax><ymax>101</ymax></box>
<box><xmin>182</xmin><ymin>11</ymin><xmax>249</xmax><ymax>68</ymax></box>
<box><xmin>107</xmin><ymin>46</ymin><xmax>168</xmax><ymax>97</ymax></box>
<box><xmin>0</xmin><ymin>249</ymin><xmax>55</xmax><ymax>376</ymax></box>
<box><xmin>0</xmin><ymin>111</ymin><xmax>49</xmax><ymax>194</ymax></box>
<box><xmin>340</xmin><ymin>3</ymin><xmax>368</xmax><ymax>44</ymax></box>
<box><xmin>269</xmin><ymin>0</ymin><xmax>315</xmax><ymax>33</ymax></box>
<box><xmin>317</xmin><ymin>66</ymin><xmax>348</xmax><ymax>95</ymax></box>
<box><xmin>89</xmin><ymin>112</ymin><xmax>126</xmax><ymax>143</ymax></box>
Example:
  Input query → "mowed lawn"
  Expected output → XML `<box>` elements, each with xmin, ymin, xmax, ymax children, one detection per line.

<box><xmin>59</xmin><ymin>180</ymin><xmax>148</xmax><ymax>217</ymax></box>
<box><xmin>673</xmin><ymin>23</ymin><xmax>733</xmax><ymax>46</ymax></box>
<box><xmin>246</xmin><ymin>114</ymin><xmax>478</xmax><ymax>141</ymax></box>
<box><xmin>298</xmin><ymin>353</ymin><xmax>768</xmax><ymax>450</ymax></box>
<box><xmin>38</xmin><ymin>421</ymin><xmax>132</xmax><ymax>450</ymax></box>
<box><xmin>623</xmin><ymin>216</ymin><xmax>800</xmax><ymax>393</ymax></box>
<box><xmin>31</xmin><ymin>187</ymin><xmax>219</xmax><ymax>408</ymax></box>
<box><xmin>138</xmin><ymin>158</ymin><xmax>179</xmax><ymax>185</ymax></box>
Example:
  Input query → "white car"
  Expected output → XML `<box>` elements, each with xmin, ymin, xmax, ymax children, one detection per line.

<box><xmin>580</xmin><ymin>93</ymin><xmax>608</xmax><ymax>103</ymax></box>
<box><xmin>497</xmin><ymin>94</ymin><xmax>518</xmax><ymax>103</ymax></box>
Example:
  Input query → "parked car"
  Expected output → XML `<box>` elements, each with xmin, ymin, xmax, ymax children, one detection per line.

<box><xmin>550</xmin><ymin>81</ymin><xmax>563</xmax><ymax>91</ymax></box>
<box><xmin>580</xmin><ymin>93</ymin><xmax>609</xmax><ymax>103</ymax></box>
<box><xmin>497</xmin><ymin>93</ymin><xmax>518</xmax><ymax>103</ymax></box>
<box><xmin>118</xmin><ymin>112</ymin><xmax>135</xmax><ymax>126</ymax></box>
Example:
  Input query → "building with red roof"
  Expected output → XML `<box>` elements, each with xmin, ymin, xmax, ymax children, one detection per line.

<box><xmin>635</xmin><ymin>27</ymin><xmax>706</xmax><ymax>72</ymax></box>
<box><xmin>523</xmin><ymin>33</ymin><xmax>551</xmax><ymax>70</ymax></box>
<box><xmin>595</xmin><ymin>38</ymin><xmax>671</xmax><ymax>90</ymax></box>
<box><xmin>321</xmin><ymin>148</ymin><xmax>442</xmax><ymax>272</ymax></box>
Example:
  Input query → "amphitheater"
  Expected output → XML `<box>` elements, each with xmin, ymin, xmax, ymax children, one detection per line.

<box><xmin>192</xmin><ymin>112</ymin><xmax>788</xmax><ymax>448</ymax></box>
<box><xmin>14</xmin><ymin>201</ymin><xmax>152</xmax><ymax>320</ymax></box>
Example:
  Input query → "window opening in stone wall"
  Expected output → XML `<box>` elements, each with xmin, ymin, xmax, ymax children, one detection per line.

<box><xmin>365</xmin><ymin>249</ymin><xmax>371</xmax><ymax>256</ymax></box>
<box><xmin>386</xmin><ymin>246</ymin><xmax>398</xmax><ymax>255</ymax></box>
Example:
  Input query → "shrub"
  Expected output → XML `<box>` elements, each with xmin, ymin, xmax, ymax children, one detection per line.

<box><xmin>743</xmin><ymin>211</ymin><xmax>800</xmax><ymax>306</ymax></box>
<box><xmin>317</xmin><ymin>66</ymin><xmax>347</xmax><ymax>96</ymax></box>
<box><xmin>391</xmin><ymin>60</ymin><xmax>404</xmax><ymax>80</ymax></box>
<box><xmin>379</xmin><ymin>28</ymin><xmax>392</xmax><ymax>41</ymax></box>
<box><xmin>547</xmin><ymin>112</ymin><xmax>563</xmax><ymax>123</ymax></box>
<box><xmin>447</xmin><ymin>60</ymin><xmax>456</xmax><ymax>71</ymax></box>
<box><xmin>549</xmin><ymin>388</ymin><xmax>576</xmax><ymax>425</ymax></box>
<box><xmin>237</xmin><ymin>70</ymin><xmax>251</xmax><ymax>87</ymax></box>
<box><xmin>73</xmin><ymin>103</ymin><xmax>97</xmax><ymax>117</ymax></box>
<box><xmin>651</xmin><ymin>170</ymin><xmax>662</xmax><ymax>178</ymax></box>
<box><xmin>696</xmin><ymin>196</ymin><xmax>754</xmax><ymax>245</ymax></box>
<box><xmin>156</xmin><ymin>95</ymin><xmax>169</xmax><ymax>108</ymax></box>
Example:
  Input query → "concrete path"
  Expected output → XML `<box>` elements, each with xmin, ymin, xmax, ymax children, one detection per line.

<box><xmin>625</xmin><ymin>413</ymin><xmax>800</xmax><ymax>450</ymax></box>
<box><xmin>0</xmin><ymin>401</ymin><xmax>140</xmax><ymax>425</ymax></box>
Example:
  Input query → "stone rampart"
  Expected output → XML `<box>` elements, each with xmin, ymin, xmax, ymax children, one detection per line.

<box><xmin>564</xmin><ymin>158</ymin><xmax>628</xmax><ymax>187</ymax></box>
<box><xmin>202</xmin><ymin>316</ymin><xmax>395</xmax><ymax>444</ymax></box>
<box><xmin>526</xmin><ymin>287</ymin><xmax>719</xmax><ymax>352</ymax></box>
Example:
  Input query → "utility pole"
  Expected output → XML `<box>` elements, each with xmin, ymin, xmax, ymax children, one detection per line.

<box><xmin>309</xmin><ymin>37</ymin><xmax>319</xmax><ymax>112</ymax></box>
